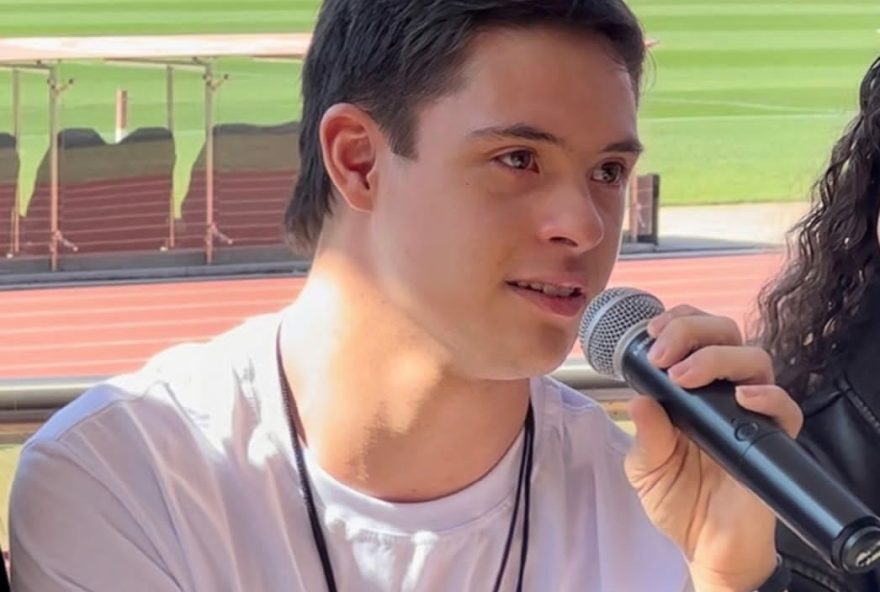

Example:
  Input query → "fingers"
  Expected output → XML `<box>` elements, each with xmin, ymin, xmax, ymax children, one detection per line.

<box><xmin>737</xmin><ymin>385</ymin><xmax>803</xmax><ymax>438</ymax></box>
<box><xmin>648</xmin><ymin>309</ymin><xmax>743</xmax><ymax>370</ymax></box>
<box><xmin>640</xmin><ymin>303</ymin><xmax>798</xmax><ymax>439</ymax></box>
<box><xmin>645</xmin><ymin>306</ymin><xmax>771</xmax><ymax>388</ymax></box>
<box><xmin>624</xmin><ymin>395</ymin><xmax>680</xmax><ymax>477</ymax></box>
<box><xmin>626</xmin><ymin>388</ymin><xmax>804</xmax><ymax>489</ymax></box>
<box><xmin>647</xmin><ymin>304</ymin><xmax>709</xmax><ymax>336</ymax></box>
<box><xmin>666</xmin><ymin>345</ymin><xmax>775</xmax><ymax>388</ymax></box>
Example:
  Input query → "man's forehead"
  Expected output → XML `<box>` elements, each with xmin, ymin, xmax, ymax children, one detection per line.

<box><xmin>456</xmin><ymin>29</ymin><xmax>636</xmax><ymax>112</ymax></box>
<box><xmin>408</xmin><ymin>26</ymin><xmax>639</xmax><ymax>153</ymax></box>
<box><xmin>460</xmin><ymin>25</ymin><xmax>634</xmax><ymax>85</ymax></box>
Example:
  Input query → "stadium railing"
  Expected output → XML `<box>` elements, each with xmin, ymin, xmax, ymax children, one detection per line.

<box><xmin>0</xmin><ymin>363</ymin><xmax>635</xmax><ymax>444</ymax></box>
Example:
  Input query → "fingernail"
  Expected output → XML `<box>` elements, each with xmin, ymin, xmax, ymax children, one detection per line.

<box><xmin>648</xmin><ymin>342</ymin><xmax>666</xmax><ymax>363</ymax></box>
<box><xmin>668</xmin><ymin>361</ymin><xmax>690</xmax><ymax>379</ymax></box>
<box><xmin>737</xmin><ymin>386</ymin><xmax>760</xmax><ymax>399</ymax></box>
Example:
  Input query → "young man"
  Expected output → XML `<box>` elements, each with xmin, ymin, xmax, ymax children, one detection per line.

<box><xmin>10</xmin><ymin>1</ymin><xmax>801</xmax><ymax>591</ymax></box>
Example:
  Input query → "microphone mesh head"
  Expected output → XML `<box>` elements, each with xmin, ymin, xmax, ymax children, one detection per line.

<box><xmin>578</xmin><ymin>287</ymin><xmax>665</xmax><ymax>378</ymax></box>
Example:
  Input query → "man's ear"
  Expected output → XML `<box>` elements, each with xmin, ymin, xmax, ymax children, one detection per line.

<box><xmin>319</xmin><ymin>103</ymin><xmax>382</xmax><ymax>213</ymax></box>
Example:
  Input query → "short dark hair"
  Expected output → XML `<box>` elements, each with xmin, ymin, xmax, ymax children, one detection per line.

<box><xmin>286</xmin><ymin>0</ymin><xmax>646</xmax><ymax>250</ymax></box>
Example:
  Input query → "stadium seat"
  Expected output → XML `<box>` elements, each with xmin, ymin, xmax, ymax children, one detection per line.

<box><xmin>0</xmin><ymin>133</ymin><xmax>19</xmax><ymax>258</ymax></box>
<box><xmin>177</xmin><ymin>121</ymin><xmax>300</xmax><ymax>249</ymax></box>
<box><xmin>18</xmin><ymin>129</ymin><xmax>102</xmax><ymax>255</ymax></box>
<box><xmin>21</xmin><ymin>127</ymin><xmax>175</xmax><ymax>255</ymax></box>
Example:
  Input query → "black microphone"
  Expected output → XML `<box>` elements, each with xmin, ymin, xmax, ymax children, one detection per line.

<box><xmin>579</xmin><ymin>287</ymin><xmax>880</xmax><ymax>574</ymax></box>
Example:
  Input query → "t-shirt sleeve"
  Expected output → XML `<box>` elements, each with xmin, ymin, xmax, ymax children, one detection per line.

<box><xmin>9</xmin><ymin>439</ymin><xmax>186</xmax><ymax>592</ymax></box>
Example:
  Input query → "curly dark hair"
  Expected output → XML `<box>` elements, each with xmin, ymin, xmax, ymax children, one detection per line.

<box><xmin>755</xmin><ymin>56</ymin><xmax>880</xmax><ymax>398</ymax></box>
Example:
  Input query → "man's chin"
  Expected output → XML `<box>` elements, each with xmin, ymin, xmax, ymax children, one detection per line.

<box><xmin>533</xmin><ymin>349</ymin><xmax>575</xmax><ymax>377</ymax></box>
<box><xmin>499</xmin><ymin>346</ymin><xmax>575</xmax><ymax>381</ymax></box>
<box><xmin>462</xmin><ymin>326</ymin><xmax>578</xmax><ymax>380</ymax></box>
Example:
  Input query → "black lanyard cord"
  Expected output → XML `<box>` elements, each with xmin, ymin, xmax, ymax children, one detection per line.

<box><xmin>276</xmin><ymin>330</ymin><xmax>534</xmax><ymax>592</ymax></box>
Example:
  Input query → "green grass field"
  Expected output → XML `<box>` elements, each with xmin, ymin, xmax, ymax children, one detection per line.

<box><xmin>1</xmin><ymin>0</ymin><xmax>879</xmax><ymax>208</ymax></box>
<box><xmin>633</xmin><ymin>1</ymin><xmax>880</xmax><ymax>206</ymax></box>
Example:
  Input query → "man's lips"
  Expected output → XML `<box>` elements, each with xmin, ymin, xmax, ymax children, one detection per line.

<box><xmin>506</xmin><ymin>280</ymin><xmax>588</xmax><ymax>318</ymax></box>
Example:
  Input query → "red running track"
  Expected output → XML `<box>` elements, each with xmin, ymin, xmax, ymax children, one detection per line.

<box><xmin>0</xmin><ymin>252</ymin><xmax>785</xmax><ymax>380</ymax></box>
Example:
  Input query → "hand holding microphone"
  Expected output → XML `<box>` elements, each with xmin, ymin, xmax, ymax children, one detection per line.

<box><xmin>579</xmin><ymin>287</ymin><xmax>880</xmax><ymax>589</ymax></box>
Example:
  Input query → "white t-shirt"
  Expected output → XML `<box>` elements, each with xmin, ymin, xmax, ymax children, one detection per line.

<box><xmin>10</xmin><ymin>312</ymin><xmax>691</xmax><ymax>591</ymax></box>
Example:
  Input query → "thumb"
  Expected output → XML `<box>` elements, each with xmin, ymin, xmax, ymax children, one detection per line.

<box><xmin>625</xmin><ymin>395</ymin><xmax>679</xmax><ymax>480</ymax></box>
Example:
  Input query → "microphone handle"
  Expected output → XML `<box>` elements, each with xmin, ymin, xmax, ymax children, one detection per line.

<box><xmin>621</xmin><ymin>330</ymin><xmax>880</xmax><ymax>574</ymax></box>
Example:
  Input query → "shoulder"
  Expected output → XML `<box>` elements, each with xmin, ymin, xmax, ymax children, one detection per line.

<box><xmin>533</xmin><ymin>375</ymin><xmax>634</xmax><ymax>462</ymax></box>
<box><xmin>22</xmin><ymin>311</ymin><xmax>282</xmax><ymax>475</ymax></box>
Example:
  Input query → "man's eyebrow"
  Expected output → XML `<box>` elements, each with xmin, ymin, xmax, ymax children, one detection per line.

<box><xmin>468</xmin><ymin>124</ymin><xmax>644</xmax><ymax>156</ymax></box>
<box><xmin>468</xmin><ymin>123</ymin><xmax>567</xmax><ymax>148</ymax></box>
<box><xmin>601</xmin><ymin>138</ymin><xmax>644</xmax><ymax>155</ymax></box>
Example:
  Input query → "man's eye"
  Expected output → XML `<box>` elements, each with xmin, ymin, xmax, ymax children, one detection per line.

<box><xmin>591</xmin><ymin>162</ymin><xmax>626</xmax><ymax>185</ymax></box>
<box><xmin>497</xmin><ymin>150</ymin><xmax>537</xmax><ymax>172</ymax></box>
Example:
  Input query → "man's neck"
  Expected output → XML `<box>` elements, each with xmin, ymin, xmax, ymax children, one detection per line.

<box><xmin>279</xmin><ymin>260</ymin><xmax>531</xmax><ymax>503</ymax></box>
